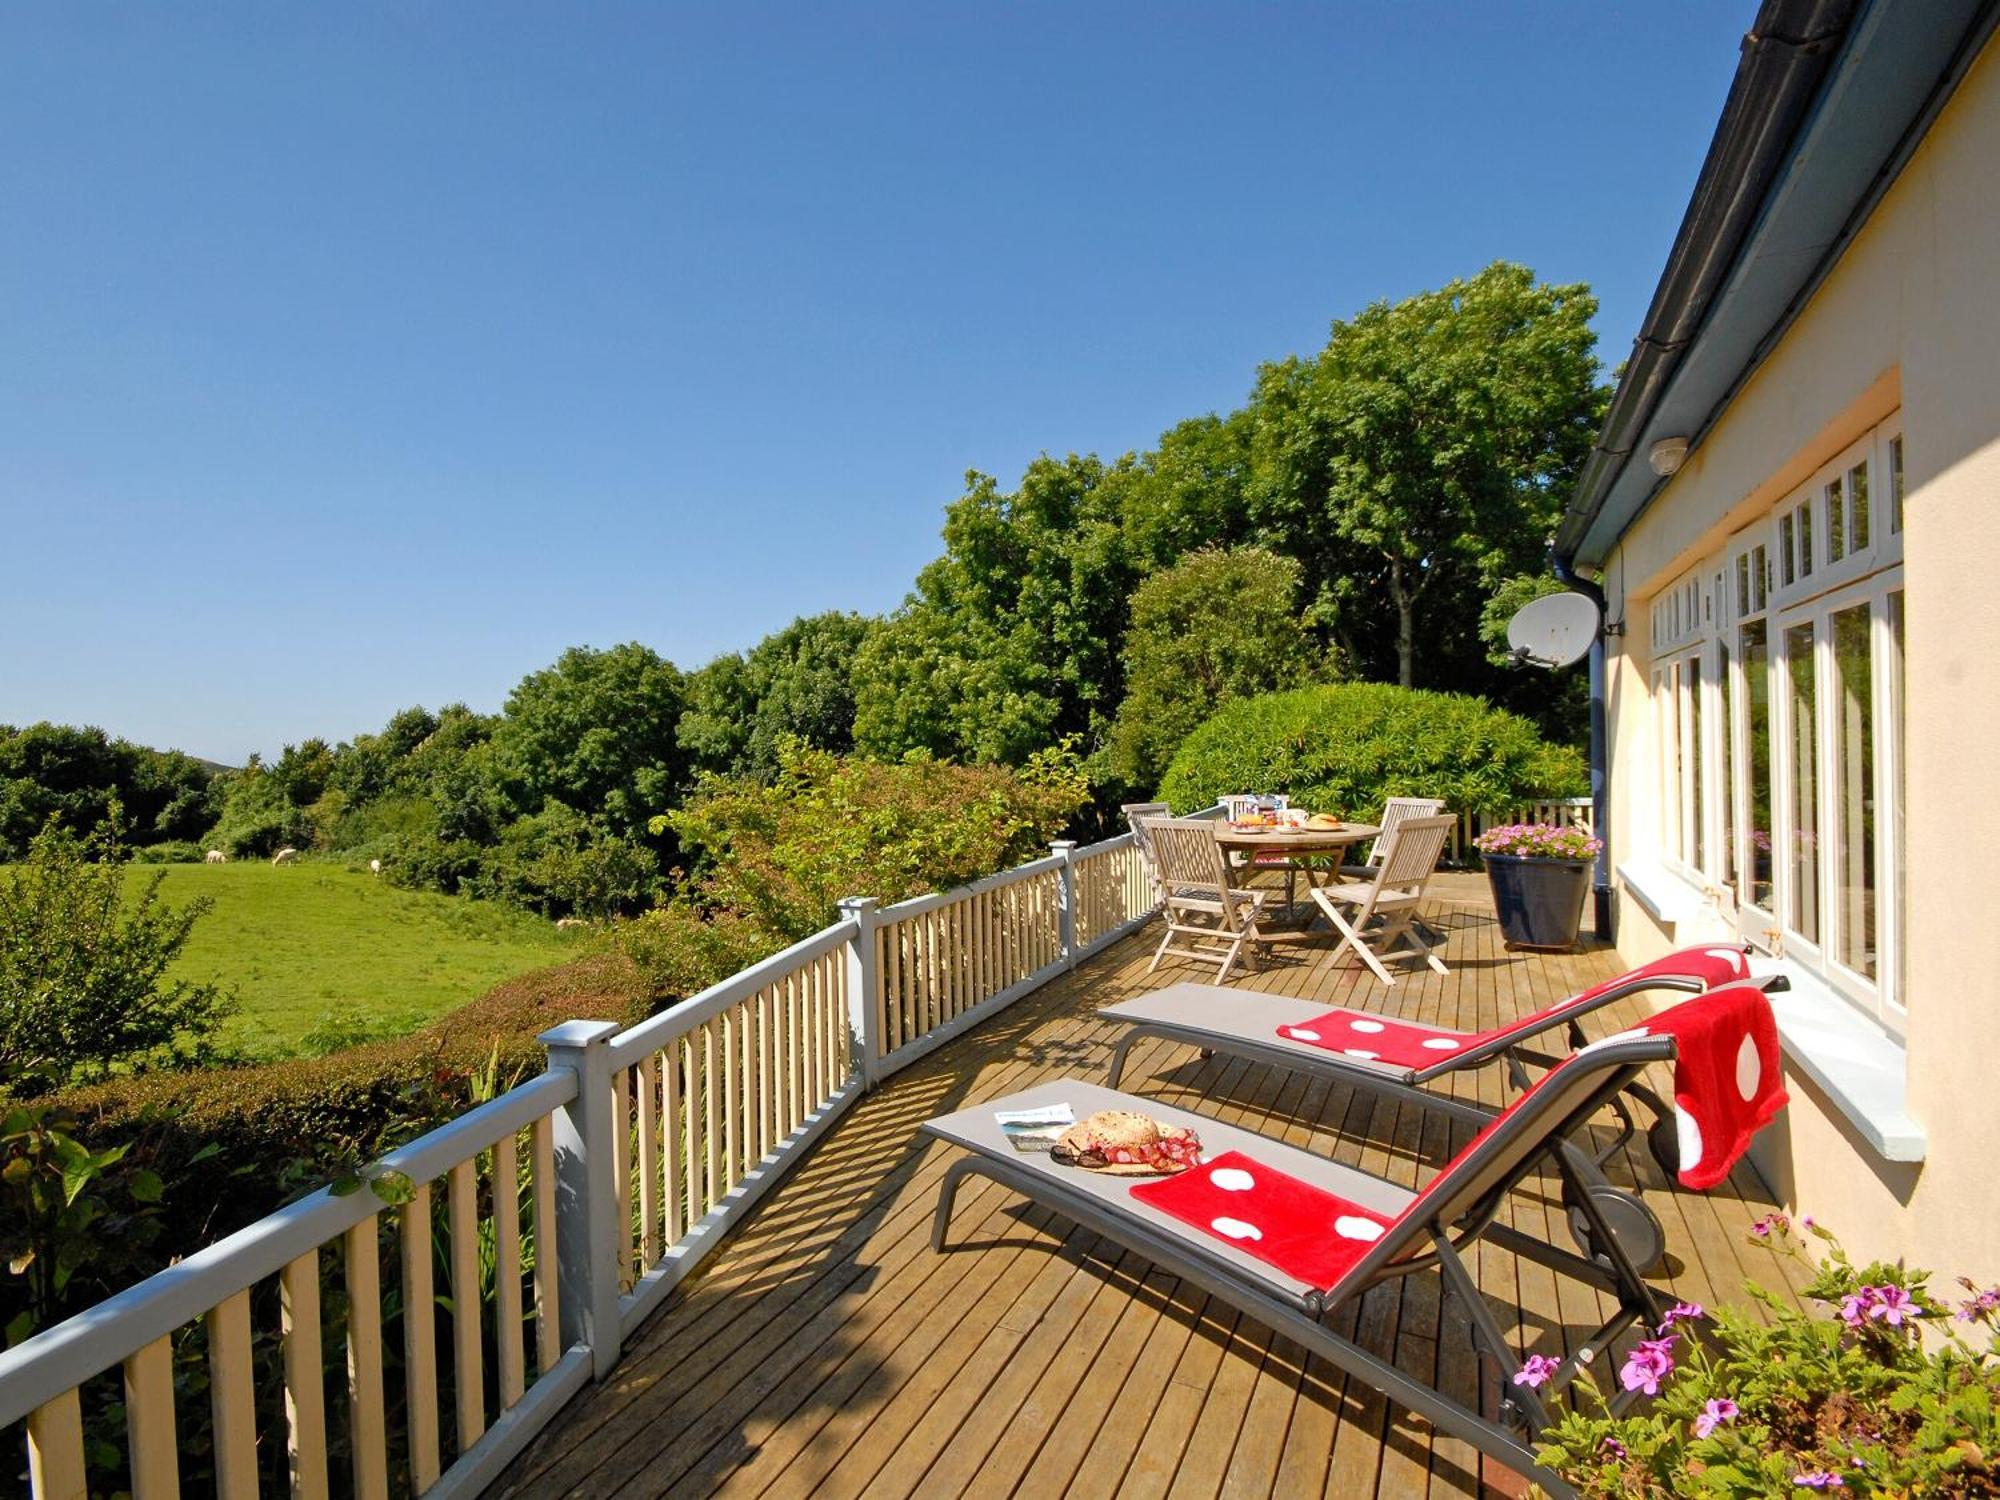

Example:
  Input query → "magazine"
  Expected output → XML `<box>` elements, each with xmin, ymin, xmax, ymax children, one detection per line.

<box><xmin>996</xmin><ymin>1103</ymin><xmax>1073</xmax><ymax>1153</ymax></box>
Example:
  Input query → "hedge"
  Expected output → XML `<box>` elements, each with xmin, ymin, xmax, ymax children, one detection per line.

<box><xmin>1157</xmin><ymin>682</ymin><xmax>1587</xmax><ymax>817</ymax></box>
<box><xmin>49</xmin><ymin>951</ymin><xmax>654</xmax><ymax>1253</ymax></box>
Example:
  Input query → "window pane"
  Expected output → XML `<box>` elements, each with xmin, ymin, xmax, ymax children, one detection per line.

<box><xmin>1752</xmin><ymin>545</ymin><xmax>1768</xmax><ymax>610</ymax></box>
<box><xmin>1889</xmin><ymin>436</ymin><xmax>1904</xmax><ymax>534</ymax></box>
<box><xmin>1785</xmin><ymin>622</ymin><xmax>1820</xmax><ymax>944</ymax></box>
<box><xmin>1799</xmin><ymin>503</ymin><xmax>1814</xmax><ymax>576</ymax></box>
<box><xmin>1889</xmin><ymin>592</ymin><xmax>1906</xmax><ymax>1005</ymax></box>
<box><xmin>1688</xmin><ymin>657</ymin><xmax>1705</xmax><ymax>871</ymax></box>
<box><xmin>1660</xmin><ymin>669</ymin><xmax>1681</xmax><ymax>862</ymax></box>
<box><xmin>1827</xmin><ymin>477</ymin><xmax>1846</xmax><ymax>562</ymax></box>
<box><xmin>1736</xmin><ymin>555</ymin><xmax>1750</xmax><ymax>616</ymax></box>
<box><xmin>1720</xmin><ymin>637</ymin><xmax>1736</xmax><ymax>891</ymax></box>
<box><xmin>1779</xmin><ymin>513</ymin><xmax>1796</xmax><ymax>585</ymax></box>
<box><xmin>1741</xmin><ymin>621</ymin><xmax>1772</xmax><ymax>911</ymax></box>
<box><xmin>1849</xmin><ymin>461</ymin><xmax>1869</xmax><ymax>550</ymax></box>
<box><xmin>1831</xmin><ymin>606</ymin><xmax>1875</xmax><ymax>978</ymax></box>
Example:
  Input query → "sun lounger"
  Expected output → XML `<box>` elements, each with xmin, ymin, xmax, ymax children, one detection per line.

<box><xmin>925</xmin><ymin>984</ymin><xmax>1788</xmax><ymax>1500</ymax></box>
<box><xmin>1100</xmin><ymin>943</ymin><xmax>1770</xmax><ymax>1179</ymax></box>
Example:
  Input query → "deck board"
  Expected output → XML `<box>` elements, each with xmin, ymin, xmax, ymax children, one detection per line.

<box><xmin>495</xmin><ymin>878</ymin><xmax>1793</xmax><ymax>1500</ymax></box>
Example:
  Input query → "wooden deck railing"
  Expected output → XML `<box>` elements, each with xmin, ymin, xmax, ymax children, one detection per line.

<box><xmin>0</xmin><ymin>818</ymin><xmax>1198</xmax><ymax>1500</ymax></box>
<box><xmin>0</xmin><ymin>1071</ymin><xmax>585</xmax><ymax>1500</ymax></box>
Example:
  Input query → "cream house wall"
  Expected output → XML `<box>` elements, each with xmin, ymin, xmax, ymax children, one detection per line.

<box><xmin>1599</xmin><ymin>35</ymin><xmax>2000</xmax><ymax>1284</ymax></box>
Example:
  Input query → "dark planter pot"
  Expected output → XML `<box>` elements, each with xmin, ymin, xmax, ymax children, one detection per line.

<box><xmin>1484</xmin><ymin>853</ymin><xmax>1592</xmax><ymax>951</ymax></box>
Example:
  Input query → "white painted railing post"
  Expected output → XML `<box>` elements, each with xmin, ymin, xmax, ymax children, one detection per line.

<box><xmin>1052</xmin><ymin>840</ymin><xmax>1079</xmax><ymax>969</ymax></box>
<box><xmin>537</xmin><ymin>1019</ymin><xmax>624</xmax><ymax>1380</ymax></box>
<box><xmin>837</xmin><ymin>897</ymin><xmax>882</xmax><ymax>1089</ymax></box>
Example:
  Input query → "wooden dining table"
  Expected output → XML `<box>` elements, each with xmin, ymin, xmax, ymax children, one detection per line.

<box><xmin>1211</xmin><ymin>820</ymin><xmax>1381</xmax><ymax>936</ymax></box>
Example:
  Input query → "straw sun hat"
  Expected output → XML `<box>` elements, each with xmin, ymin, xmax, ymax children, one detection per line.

<box><xmin>1050</xmin><ymin>1109</ymin><xmax>1202</xmax><ymax>1177</ymax></box>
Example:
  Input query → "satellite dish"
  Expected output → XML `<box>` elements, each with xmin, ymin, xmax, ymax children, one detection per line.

<box><xmin>1506</xmin><ymin>590</ymin><xmax>1600</xmax><ymax>669</ymax></box>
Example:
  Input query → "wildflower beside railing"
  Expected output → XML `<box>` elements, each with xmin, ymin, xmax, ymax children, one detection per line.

<box><xmin>0</xmin><ymin>816</ymin><xmax>1196</xmax><ymax>1500</ymax></box>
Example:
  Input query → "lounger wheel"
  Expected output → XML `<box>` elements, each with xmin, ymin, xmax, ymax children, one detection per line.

<box><xmin>1646</xmin><ymin>1116</ymin><xmax>1681</xmax><ymax>1181</ymax></box>
<box><xmin>1566</xmin><ymin>1185</ymin><xmax>1666</xmax><ymax>1277</ymax></box>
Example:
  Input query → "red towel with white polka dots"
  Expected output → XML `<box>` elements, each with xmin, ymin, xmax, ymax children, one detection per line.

<box><xmin>1128</xmin><ymin>1150</ymin><xmax>1398</xmax><ymax>1293</ymax></box>
<box><xmin>1634</xmin><ymin>982</ymin><xmax>1788</xmax><ymax>1191</ymax></box>
<box><xmin>1270</xmin><ymin>945</ymin><xmax>1755</xmax><ymax>1069</ymax></box>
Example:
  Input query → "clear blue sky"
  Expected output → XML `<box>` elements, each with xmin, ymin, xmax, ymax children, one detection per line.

<box><xmin>2</xmin><ymin>3</ymin><xmax>1748</xmax><ymax>763</ymax></box>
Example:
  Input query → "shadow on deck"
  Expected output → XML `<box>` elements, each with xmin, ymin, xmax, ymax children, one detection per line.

<box><xmin>494</xmin><ymin>877</ymin><xmax>1804</xmax><ymax>1500</ymax></box>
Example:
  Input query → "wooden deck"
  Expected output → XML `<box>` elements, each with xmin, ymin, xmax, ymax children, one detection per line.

<box><xmin>495</xmin><ymin>877</ymin><xmax>1808</xmax><ymax>1500</ymax></box>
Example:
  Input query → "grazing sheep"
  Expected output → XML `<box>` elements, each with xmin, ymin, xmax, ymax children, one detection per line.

<box><xmin>369</xmin><ymin>858</ymin><xmax>382</xmax><ymax>877</ymax></box>
<box><xmin>271</xmin><ymin>847</ymin><xmax>299</xmax><ymax>866</ymax></box>
<box><xmin>555</xmin><ymin>916</ymin><xmax>586</xmax><ymax>931</ymax></box>
<box><xmin>205</xmin><ymin>850</ymin><xmax>228</xmax><ymax>864</ymax></box>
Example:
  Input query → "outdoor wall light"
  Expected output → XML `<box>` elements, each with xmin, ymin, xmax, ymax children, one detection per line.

<box><xmin>1648</xmin><ymin>436</ymin><xmax>1690</xmax><ymax>476</ymax></box>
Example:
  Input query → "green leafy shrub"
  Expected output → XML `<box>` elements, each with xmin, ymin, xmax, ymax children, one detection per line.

<box><xmin>660</xmin><ymin>740</ymin><xmax>1091</xmax><ymax>944</ymax></box>
<box><xmin>135</xmin><ymin>839</ymin><xmax>206</xmax><ymax>864</ymax></box>
<box><xmin>1535</xmin><ymin>1217</ymin><xmax>2000</xmax><ymax>1496</ymax></box>
<box><xmin>0</xmin><ymin>1102</ymin><xmax>166</xmax><ymax>1341</ymax></box>
<box><xmin>0</xmin><ymin>820</ymin><xmax>231</xmax><ymax>1092</ymax></box>
<box><xmin>612</xmin><ymin>902</ymin><xmax>780</xmax><ymax>1004</ymax></box>
<box><xmin>468</xmin><ymin>801</ymin><xmax>660</xmax><ymax>918</ymax></box>
<box><xmin>1157</xmin><ymin>682</ymin><xmax>1585</xmax><ymax>816</ymax></box>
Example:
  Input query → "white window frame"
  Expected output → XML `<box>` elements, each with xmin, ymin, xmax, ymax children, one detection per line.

<box><xmin>1648</xmin><ymin>415</ymin><xmax>1907</xmax><ymax>1032</ymax></box>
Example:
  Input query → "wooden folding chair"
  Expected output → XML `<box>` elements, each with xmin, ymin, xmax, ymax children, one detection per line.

<box><xmin>1310</xmin><ymin>813</ymin><xmax>1454</xmax><ymax>983</ymax></box>
<box><xmin>1139</xmin><ymin>816</ymin><xmax>1270</xmax><ymax>983</ymax></box>
<box><xmin>1121</xmin><ymin>802</ymin><xmax>1171</xmax><ymax>903</ymax></box>
<box><xmin>1339</xmin><ymin>795</ymin><xmax>1446</xmax><ymax>877</ymax></box>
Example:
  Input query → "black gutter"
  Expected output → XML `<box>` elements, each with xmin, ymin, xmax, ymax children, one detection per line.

<box><xmin>1553</xmin><ymin>0</ymin><xmax>1861</xmax><ymax>563</ymax></box>
<box><xmin>1550</xmin><ymin>553</ymin><xmax>1614</xmax><ymax>942</ymax></box>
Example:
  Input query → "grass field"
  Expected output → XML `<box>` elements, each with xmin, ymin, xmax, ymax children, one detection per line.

<box><xmin>126</xmin><ymin>862</ymin><xmax>575</xmax><ymax>1058</ymax></box>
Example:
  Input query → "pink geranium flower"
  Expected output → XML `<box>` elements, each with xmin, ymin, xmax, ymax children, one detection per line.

<box><xmin>1658</xmin><ymin>1301</ymin><xmax>1705</xmax><ymax>1333</ymax></box>
<box><xmin>1618</xmin><ymin>1335</ymin><xmax>1676</xmax><ymax>1396</ymax></box>
<box><xmin>1693</xmin><ymin>1397</ymin><xmax>1739</xmax><ymax>1438</ymax></box>
<box><xmin>1956</xmin><ymin>1283</ymin><xmax>2000</xmax><ymax>1323</ymax></box>
<box><xmin>1840</xmin><ymin>1284</ymin><xmax>1922</xmax><ymax>1331</ymax></box>
<box><xmin>1511</xmin><ymin>1354</ymin><xmax>1561</xmax><ymax>1389</ymax></box>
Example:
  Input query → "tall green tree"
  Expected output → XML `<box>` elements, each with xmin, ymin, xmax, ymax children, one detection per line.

<box><xmin>1245</xmin><ymin>262</ymin><xmax>1607</xmax><ymax>689</ymax></box>
<box><xmin>0</xmin><ymin>725</ymin><xmax>218</xmax><ymax>856</ymax></box>
<box><xmin>1104</xmin><ymin>547</ymin><xmax>1325</xmax><ymax>795</ymax></box>
<box><xmin>679</xmin><ymin>612</ymin><xmax>878</xmax><ymax>777</ymax></box>
<box><xmin>492</xmin><ymin>643</ymin><xmax>688</xmax><ymax>840</ymax></box>
<box><xmin>853</xmin><ymin>455</ymin><xmax>1137</xmax><ymax>764</ymax></box>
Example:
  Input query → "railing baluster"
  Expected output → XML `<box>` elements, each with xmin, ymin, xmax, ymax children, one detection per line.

<box><xmin>740</xmin><ymin>996</ymin><xmax>756</xmax><ymax>1175</ymax></box>
<box><xmin>209</xmin><ymin>1289</ymin><xmax>259</xmax><ymax>1500</ymax></box>
<box><xmin>282</xmin><ymin>1248</ymin><xmax>331</xmax><ymax>1500</ymax></box>
<box><xmin>610</xmin><ymin>1067</ymin><xmax>633</xmax><ymax>1289</ymax></box>
<box><xmin>636</xmin><ymin>1054</ymin><xmax>659</xmax><ymax>1269</ymax></box>
<box><xmin>400</xmin><ymin>1186</ymin><xmax>441</xmax><ymax>1492</ymax></box>
<box><xmin>447</xmin><ymin>1160</ymin><xmax>485</xmax><ymax>1451</ymax></box>
<box><xmin>26</xmin><ymin>1388</ymin><xmax>87</xmax><ymax>1500</ymax></box>
<box><xmin>788</xmin><ymin>970</ymin><xmax>803</xmax><ymax>1133</ymax></box>
<box><xmin>531</xmin><ymin>1113</ymin><xmax>561</xmax><ymax>1376</ymax></box>
<box><xmin>712</xmin><ymin>1016</ymin><xmax>728</xmax><ymax>1208</ymax></box>
<box><xmin>346</xmin><ymin>1215</ymin><xmax>391</xmax><ymax>1500</ymax></box>
<box><xmin>125</xmin><ymin>1335</ymin><xmax>178</xmax><ymax>1500</ymax></box>
<box><xmin>493</xmin><ymin>1132</ymin><xmax>526</xmax><ymax>1410</ymax></box>
<box><xmin>757</xmin><ymin>986</ymin><xmax>773</xmax><ymax>1160</ymax></box>
<box><xmin>663</xmin><ymin>1040</ymin><xmax>684</xmax><ymax>1244</ymax></box>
